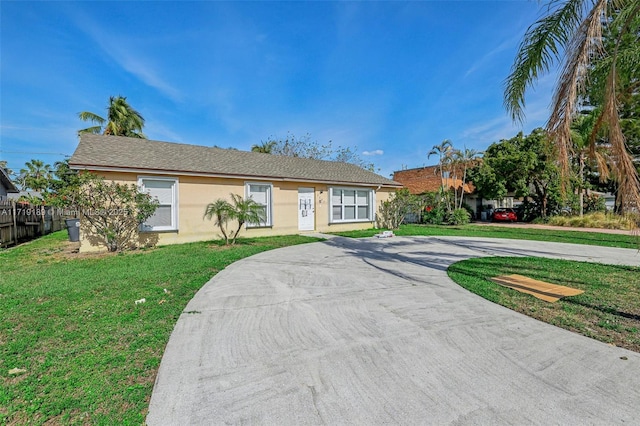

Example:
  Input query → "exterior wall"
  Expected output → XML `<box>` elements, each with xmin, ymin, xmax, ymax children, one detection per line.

<box><xmin>78</xmin><ymin>171</ymin><xmax>395</xmax><ymax>252</ymax></box>
<box><xmin>0</xmin><ymin>184</ymin><xmax>7</xmax><ymax>200</ymax></box>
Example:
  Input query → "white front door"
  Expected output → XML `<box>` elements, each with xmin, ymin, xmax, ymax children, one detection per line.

<box><xmin>298</xmin><ymin>188</ymin><xmax>315</xmax><ymax>231</ymax></box>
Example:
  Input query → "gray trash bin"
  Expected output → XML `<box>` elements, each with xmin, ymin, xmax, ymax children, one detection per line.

<box><xmin>65</xmin><ymin>218</ymin><xmax>80</xmax><ymax>242</ymax></box>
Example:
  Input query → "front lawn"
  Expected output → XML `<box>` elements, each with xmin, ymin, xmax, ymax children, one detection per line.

<box><xmin>2</xmin><ymin>224</ymin><xmax>638</xmax><ymax>424</ymax></box>
<box><xmin>448</xmin><ymin>257</ymin><xmax>640</xmax><ymax>352</ymax></box>
<box><xmin>0</xmin><ymin>232</ymin><xmax>322</xmax><ymax>424</ymax></box>
<box><xmin>333</xmin><ymin>223</ymin><xmax>639</xmax><ymax>249</ymax></box>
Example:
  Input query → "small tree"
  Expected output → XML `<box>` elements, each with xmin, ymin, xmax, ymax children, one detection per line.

<box><xmin>204</xmin><ymin>193</ymin><xmax>266</xmax><ymax>245</ymax></box>
<box><xmin>377</xmin><ymin>189</ymin><xmax>421</xmax><ymax>229</ymax></box>
<box><xmin>46</xmin><ymin>160</ymin><xmax>89</xmax><ymax>214</ymax></box>
<box><xmin>203</xmin><ymin>199</ymin><xmax>233</xmax><ymax>244</ymax></box>
<box><xmin>227</xmin><ymin>193</ymin><xmax>266</xmax><ymax>244</ymax></box>
<box><xmin>72</xmin><ymin>174</ymin><xmax>158</xmax><ymax>251</ymax></box>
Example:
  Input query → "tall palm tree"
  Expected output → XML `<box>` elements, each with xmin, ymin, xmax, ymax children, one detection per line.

<box><xmin>504</xmin><ymin>0</ymin><xmax>640</xmax><ymax>212</ymax></box>
<box><xmin>78</xmin><ymin>96</ymin><xmax>146</xmax><ymax>138</ymax></box>
<box><xmin>18</xmin><ymin>159</ymin><xmax>52</xmax><ymax>192</ymax></box>
<box><xmin>428</xmin><ymin>139</ymin><xmax>454</xmax><ymax>211</ymax></box>
<box><xmin>457</xmin><ymin>147</ymin><xmax>482</xmax><ymax>209</ymax></box>
<box><xmin>570</xmin><ymin>111</ymin><xmax>607</xmax><ymax>215</ymax></box>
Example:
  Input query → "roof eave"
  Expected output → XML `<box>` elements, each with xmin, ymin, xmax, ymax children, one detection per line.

<box><xmin>69</xmin><ymin>163</ymin><xmax>403</xmax><ymax>188</ymax></box>
<box><xmin>0</xmin><ymin>170</ymin><xmax>19</xmax><ymax>193</ymax></box>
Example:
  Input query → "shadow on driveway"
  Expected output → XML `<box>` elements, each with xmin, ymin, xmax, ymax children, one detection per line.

<box><xmin>147</xmin><ymin>236</ymin><xmax>640</xmax><ymax>425</ymax></box>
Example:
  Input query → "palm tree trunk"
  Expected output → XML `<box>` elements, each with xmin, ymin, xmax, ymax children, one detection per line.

<box><xmin>579</xmin><ymin>154</ymin><xmax>584</xmax><ymax>217</ymax></box>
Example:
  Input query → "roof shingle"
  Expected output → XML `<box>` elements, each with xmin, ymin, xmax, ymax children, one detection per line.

<box><xmin>69</xmin><ymin>134</ymin><xmax>401</xmax><ymax>187</ymax></box>
<box><xmin>393</xmin><ymin>166</ymin><xmax>474</xmax><ymax>194</ymax></box>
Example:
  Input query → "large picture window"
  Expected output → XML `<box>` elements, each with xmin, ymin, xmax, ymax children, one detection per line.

<box><xmin>138</xmin><ymin>177</ymin><xmax>178</xmax><ymax>231</ymax></box>
<box><xmin>330</xmin><ymin>187</ymin><xmax>373</xmax><ymax>223</ymax></box>
<box><xmin>245</xmin><ymin>182</ymin><xmax>272</xmax><ymax>227</ymax></box>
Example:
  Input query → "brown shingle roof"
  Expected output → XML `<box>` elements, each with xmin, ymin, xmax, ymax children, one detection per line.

<box><xmin>393</xmin><ymin>166</ymin><xmax>474</xmax><ymax>194</ymax></box>
<box><xmin>69</xmin><ymin>134</ymin><xmax>402</xmax><ymax>187</ymax></box>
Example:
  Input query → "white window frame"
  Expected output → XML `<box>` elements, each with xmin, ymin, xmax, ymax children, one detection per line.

<box><xmin>245</xmin><ymin>182</ymin><xmax>273</xmax><ymax>228</ymax></box>
<box><xmin>329</xmin><ymin>187</ymin><xmax>374</xmax><ymax>223</ymax></box>
<box><xmin>138</xmin><ymin>176</ymin><xmax>179</xmax><ymax>232</ymax></box>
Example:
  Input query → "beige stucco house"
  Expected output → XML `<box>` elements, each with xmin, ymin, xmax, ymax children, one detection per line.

<box><xmin>69</xmin><ymin>134</ymin><xmax>401</xmax><ymax>251</ymax></box>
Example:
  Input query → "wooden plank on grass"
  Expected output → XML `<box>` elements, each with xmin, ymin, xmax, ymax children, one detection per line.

<box><xmin>490</xmin><ymin>274</ymin><xmax>584</xmax><ymax>303</ymax></box>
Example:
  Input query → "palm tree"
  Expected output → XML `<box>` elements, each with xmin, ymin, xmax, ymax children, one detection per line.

<box><xmin>504</xmin><ymin>0</ymin><xmax>640</xmax><ymax>212</ymax></box>
<box><xmin>78</xmin><ymin>96</ymin><xmax>146</xmax><ymax>138</ymax></box>
<box><xmin>18</xmin><ymin>159</ymin><xmax>52</xmax><ymax>192</ymax></box>
<box><xmin>428</xmin><ymin>139</ymin><xmax>454</xmax><ymax>211</ymax></box>
<box><xmin>457</xmin><ymin>147</ymin><xmax>482</xmax><ymax>209</ymax></box>
<box><xmin>570</xmin><ymin>111</ymin><xmax>605</xmax><ymax>215</ymax></box>
<box><xmin>227</xmin><ymin>193</ymin><xmax>266</xmax><ymax>244</ymax></box>
<box><xmin>204</xmin><ymin>199</ymin><xmax>233</xmax><ymax>244</ymax></box>
<box><xmin>251</xmin><ymin>141</ymin><xmax>277</xmax><ymax>154</ymax></box>
<box><xmin>203</xmin><ymin>194</ymin><xmax>266</xmax><ymax>245</ymax></box>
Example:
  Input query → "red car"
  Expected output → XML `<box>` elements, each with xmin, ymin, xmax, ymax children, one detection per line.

<box><xmin>491</xmin><ymin>208</ymin><xmax>517</xmax><ymax>222</ymax></box>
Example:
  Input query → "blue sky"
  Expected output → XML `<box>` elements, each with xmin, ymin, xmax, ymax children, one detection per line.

<box><xmin>1</xmin><ymin>1</ymin><xmax>556</xmax><ymax>179</ymax></box>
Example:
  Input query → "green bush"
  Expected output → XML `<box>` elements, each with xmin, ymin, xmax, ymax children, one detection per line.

<box><xmin>423</xmin><ymin>206</ymin><xmax>445</xmax><ymax>224</ymax></box>
<box><xmin>446</xmin><ymin>208</ymin><xmax>471</xmax><ymax>225</ymax></box>
<box><xmin>377</xmin><ymin>189</ymin><xmax>422</xmax><ymax>229</ymax></box>
<box><xmin>584</xmin><ymin>193</ymin><xmax>606</xmax><ymax>213</ymax></box>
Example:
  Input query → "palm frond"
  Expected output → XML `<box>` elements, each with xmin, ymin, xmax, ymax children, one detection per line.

<box><xmin>504</xmin><ymin>0</ymin><xmax>589</xmax><ymax>123</ymax></box>
<box><xmin>601</xmin><ymin>71</ymin><xmax>640</xmax><ymax>209</ymax></box>
<box><xmin>78</xmin><ymin>111</ymin><xmax>105</xmax><ymax>125</ymax></box>
<box><xmin>77</xmin><ymin>126</ymin><xmax>103</xmax><ymax>136</ymax></box>
<box><xmin>548</xmin><ymin>0</ymin><xmax>609</xmax><ymax>183</ymax></box>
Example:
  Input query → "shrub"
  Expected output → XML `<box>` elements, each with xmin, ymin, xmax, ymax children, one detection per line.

<box><xmin>377</xmin><ymin>189</ymin><xmax>421</xmax><ymax>229</ymax></box>
<box><xmin>423</xmin><ymin>205</ymin><xmax>446</xmax><ymax>224</ymax></box>
<box><xmin>584</xmin><ymin>193</ymin><xmax>606</xmax><ymax>214</ymax></box>
<box><xmin>547</xmin><ymin>212</ymin><xmax>637</xmax><ymax>230</ymax></box>
<box><xmin>446</xmin><ymin>208</ymin><xmax>471</xmax><ymax>225</ymax></box>
<box><xmin>74</xmin><ymin>174</ymin><xmax>159</xmax><ymax>251</ymax></box>
<box><xmin>516</xmin><ymin>201</ymin><xmax>540</xmax><ymax>222</ymax></box>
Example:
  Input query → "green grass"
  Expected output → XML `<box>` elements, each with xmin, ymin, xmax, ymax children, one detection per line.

<box><xmin>333</xmin><ymin>223</ymin><xmax>639</xmax><ymax>248</ymax></box>
<box><xmin>2</xmin><ymin>224</ymin><xmax>639</xmax><ymax>423</ymax></box>
<box><xmin>0</xmin><ymin>232</ymin><xmax>322</xmax><ymax>425</ymax></box>
<box><xmin>448</xmin><ymin>257</ymin><xmax>640</xmax><ymax>352</ymax></box>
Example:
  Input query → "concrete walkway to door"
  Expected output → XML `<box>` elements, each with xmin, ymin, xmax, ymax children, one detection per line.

<box><xmin>147</xmin><ymin>236</ymin><xmax>640</xmax><ymax>425</ymax></box>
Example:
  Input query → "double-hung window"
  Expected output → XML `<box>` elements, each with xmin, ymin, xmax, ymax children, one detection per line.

<box><xmin>330</xmin><ymin>187</ymin><xmax>373</xmax><ymax>223</ymax></box>
<box><xmin>245</xmin><ymin>182</ymin><xmax>272</xmax><ymax>227</ymax></box>
<box><xmin>138</xmin><ymin>177</ymin><xmax>178</xmax><ymax>231</ymax></box>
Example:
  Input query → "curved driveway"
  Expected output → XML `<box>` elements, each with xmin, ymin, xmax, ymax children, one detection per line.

<box><xmin>147</xmin><ymin>236</ymin><xmax>640</xmax><ymax>425</ymax></box>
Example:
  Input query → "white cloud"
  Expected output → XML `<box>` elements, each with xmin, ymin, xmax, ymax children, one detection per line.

<box><xmin>71</xmin><ymin>13</ymin><xmax>183</xmax><ymax>103</ymax></box>
<box><xmin>117</xmin><ymin>57</ymin><xmax>183</xmax><ymax>103</ymax></box>
<box><xmin>362</xmin><ymin>149</ymin><xmax>384</xmax><ymax>156</ymax></box>
<box><xmin>464</xmin><ymin>38</ymin><xmax>514</xmax><ymax>78</ymax></box>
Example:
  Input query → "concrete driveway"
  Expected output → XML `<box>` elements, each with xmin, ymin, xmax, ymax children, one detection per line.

<box><xmin>147</xmin><ymin>236</ymin><xmax>640</xmax><ymax>425</ymax></box>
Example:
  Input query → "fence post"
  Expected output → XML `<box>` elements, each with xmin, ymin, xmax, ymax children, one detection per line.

<box><xmin>12</xmin><ymin>201</ymin><xmax>18</xmax><ymax>245</ymax></box>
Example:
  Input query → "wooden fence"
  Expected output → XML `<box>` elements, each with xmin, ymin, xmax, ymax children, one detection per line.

<box><xmin>0</xmin><ymin>200</ymin><xmax>67</xmax><ymax>247</ymax></box>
